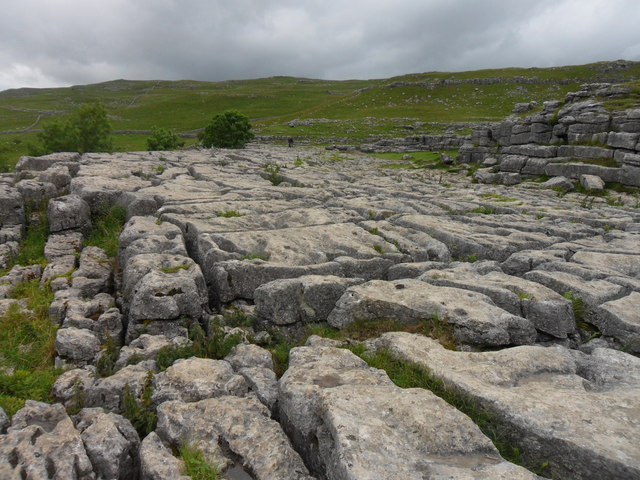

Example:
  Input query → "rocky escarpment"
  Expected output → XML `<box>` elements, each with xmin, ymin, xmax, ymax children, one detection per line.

<box><xmin>460</xmin><ymin>82</ymin><xmax>640</xmax><ymax>189</ymax></box>
<box><xmin>0</xmin><ymin>143</ymin><xmax>639</xmax><ymax>479</ymax></box>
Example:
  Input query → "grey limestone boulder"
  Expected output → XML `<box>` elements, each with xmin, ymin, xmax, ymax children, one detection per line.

<box><xmin>254</xmin><ymin>275</ymin><xmax>364</xmax><ymax>326</ymax></box>
<box><xmin>15</xmin><ymin>152</ymin><xmax>80</xmax><ymax>172</ymax></box>
<box><xmin>115</xmin><ymin>334</ymin><xmax>191</xmax><ymax>370</ymax></box>
<box><xmin>225</xmin><ymin>343</ymin><xmax>273</xmax><ymax>370</ymax></box>
<box><xmin>419</xmin><ymin>266</ymin><xmax>575</xmax><ymax>338</ymax></box>
<box><xmin>594</xmin><ymin>292</ymin><xmax>640</xmax><ymax>353</ymax></box>
<box><xmin>38</xmin><ymin>164</ymin><xmax>72</xmax><ymax>191</ymax></box>
<box><xmin>55</xmin><ymin>327</ymin><xmax>101</xmax><ymax>366</ymax></box>
<box><xmin>85</xmin><ymin>363</ymin><xmax>155</xmax><ymax>413</ymax></box>
<box><xmin>374</xmin><ymin>332</ymin><xmax>640</xmax><ymax>480</ymax></box>
<box><xmin>156</xmin><ymin>396</ymin><xmax>314</xmax><ymax>479</ymax></box>
<box><xmin>48</xmin><ymin>194</ymin><xmax>92</xmax><ymax>233</ymax></box>
<box><xmin>16</xmin><ymin>179</ymin><xmax>57</xmax><ymax>206</ymax></box>
<box><xmin>51</xmin><ymin>366</ymin><xmax>97</xmax><ymax>410</ymax></box>
<box><xmin>139</xmin><ymin>432</ymin><xmax>189</xmax><ymax>480</ymax></box>
<box><xmin>0</xmin><ymin>184</ymin><xmax>24</xmax><ymax>226</ymax></box>
<box><xmin>542</xmin><ymin>176</ymin><xmax>574</xmax><ymax>192</ymax></box>
<box><xmin>279</xmin><ymin>345</ymin><xmax>537</xmax><ymax>480</ymax></box>
<box><xmin>327</xmin><ymin>279</ymin><xmax>537</xmax><ymax>347</ymax></box>
<box><xmin>0</xmin><ymin>401</ymin><xmax>94</xmax><ymax>480</ymax></box>
<box><xmin>152</xmin><ymin>357</ymin><xmax>248</xmax><ymax>404</ymax></box>
<box><xmin>75</xmin><ymin>408</ymin><xmax>140</xmax><ymax>480</ymax></box>
<box><xmin>579</xmin><ymin>174</ymin><xmax>605</xmax><ymax>191</ymax></box>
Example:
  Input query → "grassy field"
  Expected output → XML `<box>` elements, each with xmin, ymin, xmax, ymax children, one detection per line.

<box><xmin>1</xmin><ymin>61</ymin><xmax>640</xmax><ymax>170</ymax></box>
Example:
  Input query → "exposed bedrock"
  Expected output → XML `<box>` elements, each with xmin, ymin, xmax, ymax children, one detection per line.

<box><xmin>374</xmin><ymin>332</ymin><xmax>640</xmax><ymax>480</ymax></box>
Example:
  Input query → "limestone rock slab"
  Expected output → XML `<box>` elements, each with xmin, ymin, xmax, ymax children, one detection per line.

<box><xmin>327</xmin><ymin>279</ymin><xmax>537</xmax><ymax>347</ymax></box>
<box><xmin>374</xmin><ymin>332</ymin><xmax>640</xmax><ymax>480</ymax></box>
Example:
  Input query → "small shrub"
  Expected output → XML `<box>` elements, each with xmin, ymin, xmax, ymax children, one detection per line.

<box><xmin>198</xmin><ymin>110</ymin><xmax>254</xmax><ymax>149</ymax></box>
<box><xmin>96</xmin><ymin>331</ymin><xmax>120</xmax><ymax>377</ymax></box>
<box><xmin>263</xmin><ymin>163</ymin><xmax>284</xmax><ymax>186</ymax></box>
<box><xmin>122</xmin><ymin>370</ymin><xmax>157</xmax><ymax>438</ymax></box>
<box><xmin>33</xmin><ymin>101</ymin><xmax>113</xmax><ymax>154</ymax></box>
<box><xmin>147</xmin><ymin>127</ymin><xmax>185</xmax><ymax>151</ymax></box>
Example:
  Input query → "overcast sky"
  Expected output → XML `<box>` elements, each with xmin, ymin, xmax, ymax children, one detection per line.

<box><xmin>1</xmin><ymin>0</ymin><xmax>640</xmax><ymax>92</ymax></box>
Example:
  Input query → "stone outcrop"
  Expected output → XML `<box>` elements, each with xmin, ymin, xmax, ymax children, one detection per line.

<box><xmin>460</xmin><ymin>84</ymin><xmax>640</xmax><ymax>188</ymax></box>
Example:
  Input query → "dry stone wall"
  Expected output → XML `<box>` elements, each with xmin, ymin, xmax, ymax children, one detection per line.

<box><xmin>1</xmin><ymin>144</ymin><xmax>639</xmax><ymax>479</ymax></box>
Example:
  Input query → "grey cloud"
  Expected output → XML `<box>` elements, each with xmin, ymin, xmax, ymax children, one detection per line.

<box><xmin>1</xmin><ymin>0</ymin><xmax>639</xmax><ymax>91</ymax></box>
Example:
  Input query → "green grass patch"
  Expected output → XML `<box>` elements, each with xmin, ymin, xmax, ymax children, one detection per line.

<box><xmin>159</xmin><ymin>264</ymin><xmax>191</xmax><ymax>274</ymax></box>
<box><xmin>216</xmin><ymin>210</ymin><xmax>244</xmax><ymax>218</ymax></box>
<box><xmin>83</xmin><ymin>204</ymin><xmax>127</xmax><ymax>257</ymax></box>
<box><xmin>0</xmin><ymin>280</ymin><xmax>59</xmax><ymax>416</ymax></box>
<box><xmin>240</xmin><ymin>253</ymin><xmax>270</xmax><ymax>261</ymax></box>
<box><xmin>10</xmin><ymin>203</ymin><xmax>48</xmax><ymax>269</ymax></box>
<box><xmin>179</xmin><ymin>443</ymin><xmax>220</xmax><ymax>480</ymax></box>
<box><xmin>466</xmin><ymin>206</ymin><xmax>496</xmax><ymax>215</ymax></box>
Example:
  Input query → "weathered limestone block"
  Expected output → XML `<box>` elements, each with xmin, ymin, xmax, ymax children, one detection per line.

<box><xmin>393</xmin><ymin>214</ymin><xmax>558</xmax><ymax>263</ymax></box>
<box><xmin>38</xmin><ymin>164</ymin><xmax>72</xmax><ymax>191</ymax></box>
<box><xmin>327</xmin><ymin>279</ymin><xmax>537</xmax><ymax>347</ymax></box>
<box><xmin>544</xmin><ymin>162</ymin><xmax>621</xmax><ymax>182</ymax></box>
<box><xmin>16</xmin><ymin>179</ymin><xmax>57</xmax><ymax>206</ymax></box>
<box><xmin>500</xmin><ymin>249</ymin><xmax>569</xmax><ymax>276</ymax></box>
<box><xmin>499</xmin><ymin>155</ymin><xmax>528</xmax><ymax>173</ymax></box>
<box><xmin>70</xmin><ymin>174</ymin><xmax>150</xmax><ymax>208</ymax></box>
<box><xmin>374</xmin><ymin>332</ymin><xmax>640</xmax><ymax>480</ymax></box>
<box><xmin>579</xmin><ymin>174</ymin><xmax>605</xmax><ymax>191</ymax></box>
<box><xmin>44</xmin><ymin>231</ymin><xmax>83</xmax><ymax>261</ymax></box>
<box><xmin>0</xmin><ymin>184</ymin><xmax>24</xmax><ymax>226</ymax></box>
<box><xmin>156</xmin><ymin>396</ymin><xmax>314</xmax><ymax>479</ymax></box>
<box><xmin>48</xmin><ymin>194</ymin><xmax>92</xmax><ymax>233</ymax></box>
<box><xmin>239</xmin><ymin>367</ymin><xmax>279</xmax><ymax>411</ymax></box>
<box><xmin>85</xmin><ymin>363</ymin><xmax>156</xmax><ymax>413</ymax></box>
<box><xmin>75</xmin><ymin>408</ymin><xmax>140</xmax><ymax>480</ymax></box>
<box><xmin>118</xmin><ymin>215</ymin><xmax>186</xmax><ymax>265</ymax></box>
<box><xmin>0</xmin><ymin>401</ymin><xmax>94</xmax><ymax>480</ymax></box>
<box><xmin>152</xmin><ymin>357</ymin><xmax>247</xmax><ymax>404</ymax></box>
<box><xmin>557</xmin><ymin>145</ymin><xmax>613</xmax><ymax>159</ymax></box>
<box><xmin>541</xmin><ymin>176</ymin><xmax>574</xmax><ymax>192</ymax></box>
<box><xmin>51</xmin><ymin>366</ymin><xmax>97</xmax><ymax>409</ymax></box>
<box><xmin>115</xmin><ymin>334</ymin><xmax>191</xmax><ymax>370</ymax></box>
<box><xmin>571</xmin><ymin>250</ymin><xmax>640</xmax><ymax>278</ymax></box>
<box><xmin>139</xmin><ymin>432</ymin><xmax>190</xmax><ymax>480</ymax></box>
<box><xmin>209</xmin><ymin>259</ymin><xmax>344</xmax><ymax>304</ymax></box>
<box><xmin>594</xmin><ymin>292</ymin><xmax>640</xmax><ymax>353</ymax></box>
<box><xmin>621</xmin><ymin>163</ymin><xmax>640</xmax><ymax>187</ymax></box>
<box><xmin>608</xmin><ymin>132</ymin><xmax>639</xmax><ymax>150</ymax></box>
<box><xmin>524</xmin><ymin>270</ymin><xmax>627</xmax><ymax>309</ymax></box>
<box><xmin>254</xmin><ymin>275</ymin><xmax>364</xmax><ymax>325</ymax></box>
<box><xmin>70</xmin><ymin>246</ymin><xmax>112</xmax><ymax>296</ymax></box>
<box><xmin>279</xmin><ymin>345</ymin><xmax>537</xmax><ymax>480</ymax></box>
<box><xmin>225</xmin><ymin>343</ymin><xmax>274</xmax><ymax>371</ymax></box>
<box><xmin>55</xmin><ymin>327</ymin><xmax>101</xmax><ymax>366</ymax></box>
<box><xmin>15</xmin><ymin>152</ymin><xmax>80</xmax><ymax>172</ymax></box>
<box><xmin>334</xmin><ymin>255</ymin><xmax>403</xmax><ymax>279</ymax></box>
<box><xmin>419</xmin><ymin>266</ymin><xmax>575</xmax><ymax>338</ymax></box>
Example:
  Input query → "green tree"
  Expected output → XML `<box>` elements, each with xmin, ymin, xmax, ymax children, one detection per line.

<box><xmin>147</xmin><ymin>127</ymin><xmax>185</xmax><ymax>151</ymax></box>
<box><xmin>34</xmin><ymin>101</ymin><xmax>113</xmax><ymax>154</ymax></box>
<box><xmin>198</xmin><ymin>110</ymin><xmax>254</xmax><ymax>149</ymax></box>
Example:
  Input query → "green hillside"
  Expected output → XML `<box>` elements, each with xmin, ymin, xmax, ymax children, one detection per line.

<box><xmin>1</xmin><ymin>61</ymin><xmax>640</xmax><ymax>171</ymax></box>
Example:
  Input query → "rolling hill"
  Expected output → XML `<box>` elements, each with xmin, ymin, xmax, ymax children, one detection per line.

<box><xmin>1</xmin><ymin>60</ymin><xmax>639</xmax><ymax>171</ymax></box>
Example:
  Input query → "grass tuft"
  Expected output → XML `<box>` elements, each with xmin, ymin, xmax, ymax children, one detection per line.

<box><xmin>179</xmin><ymin>443</ymin><xmax>220</xmax><ymax>480</ymax></box>
<box><xmin>84</xmin><ymin>204</ymin><xmax>127</xmax><ymax>257</ymax></box>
